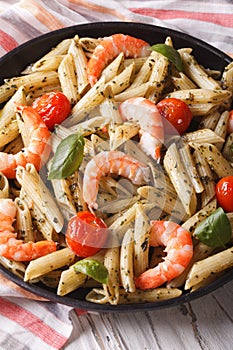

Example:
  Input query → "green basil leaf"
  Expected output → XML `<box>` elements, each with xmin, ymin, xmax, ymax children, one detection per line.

<box><xmin>48</xmin><ymin>134</ymin><xmax>84</xmax><ymax>180</ymax></box>
<box><xmin>150</xmin><ymin>44</ymin><xmax>183</xmax><ymax>72</ymax></box>
<box><xmin>193</xmin><ymin>207</ymin><xmax>232</xmax><ymax>248</ymax></box>
<box><xmin>73</xmin><ymin>259</ymin><xmax>108</xmax><ymax>284</ymax></box>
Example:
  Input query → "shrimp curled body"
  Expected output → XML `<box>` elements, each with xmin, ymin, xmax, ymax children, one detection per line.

<box><xmin>119</xmin><ymin>97</ymin><xmax>164</xmax><ymax>161</ymax></box>
<box><xmin>82</xmin><ymin>150</ymin><xmax>150</xmax><ymax>210</ymax></box>
<box><xmin>0</xmin><ymin>105</ymin><xmax>51</xmax><ymax>178</ymax></box>
<box><xmin>87</xmin><ymin>34</ymin><xmax>150</xmax><ymax>86</ymax></box>
<box><xmin>135</xmin><ymin>220</ymin><xmax>193</xmax><ymax>290</ymax></box>
<box><xmin>0</xmin><ymin>198</ymin><xmax>56</xmax><ymax>261</ymax></box>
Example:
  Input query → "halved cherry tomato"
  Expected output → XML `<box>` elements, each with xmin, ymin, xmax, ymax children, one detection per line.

<box><xmin>32</xmin><ymin>91</ymin><xmax>71</xmax><ymax>130</ymax></box>
<box><xmin>157</xmin><ymin>97</ymin><xmax>192</xmax><ymax>135</ymax></box>
<box><xmin>215</xmin><ymin>176</ymin><xmax>233</xmax><ymax>212</ymax></box>
<box><xmin>65</xmin><ymin>211</ymin><xmax>108</xmax><ymax>258</ymax></box>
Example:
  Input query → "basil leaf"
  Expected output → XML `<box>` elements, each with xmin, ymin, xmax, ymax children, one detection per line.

<box><xmin>150</xmin><ymin>44</ymin><xmax>183</xmax><ymax>72</ymax></box>
<box><xmin>73</xmin><ymin>259</ymin><xmax>108</xmax><ymax>284</ymax></box>
<box><xmin>48</xmin><ymin>134</ymin><xmax>84</xmax><ymax>180</ymax></box>
<box><xmin>193</xmin><ymin>207</ymin><xmax>232</xmax><ymax>248</ymax></box>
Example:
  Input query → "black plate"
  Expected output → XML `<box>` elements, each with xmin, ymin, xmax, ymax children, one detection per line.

<box><xmin>0</xmin><ymin>22</ymin><xmax>232</xmax><ymax>312</ymax></box>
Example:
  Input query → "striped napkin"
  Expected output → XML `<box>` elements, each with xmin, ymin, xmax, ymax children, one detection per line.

<box><xmin>0</xmin><ymin>1</ymin><xmax>232</xmax><ymax>349</ymax></box>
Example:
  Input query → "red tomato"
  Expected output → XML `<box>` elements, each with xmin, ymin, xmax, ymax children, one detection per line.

<box><xmin>228</xmin><ymin>110</ymin><xmax>233</xmax><ymax>134</ymax></box>
<box><xmin>32</xmin><ymin>91</ymin><xmax>71</xmax><ymax>130</ymax></box>
<box><xmin>215</xmin><ymin>176</ymin><xmax>233</xmax><ymax>212</ymax></box>
<box><xmin>65</xmin><ymin>211</ymin><xmax>108</xmax><ymax>258</ymax></box>
<box><xmin>157</xmin><ymin>98</ymin><xmax>192</xmax><ymax>135</ymax></box>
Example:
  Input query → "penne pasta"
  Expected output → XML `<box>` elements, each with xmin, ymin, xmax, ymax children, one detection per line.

<box><xmin>58</xmin><ymin>53</ymin><xmax>79</xmax><ymax>104</ymax></box>
<box><xmin>120</xmin><ymin>228</ymin><xmax>136</xmax><ymax>293</ymax></box>
<box><xmin>24</xmin><ymin>247</ymin><xmax>76</xmax><ymax>281</ymax></box>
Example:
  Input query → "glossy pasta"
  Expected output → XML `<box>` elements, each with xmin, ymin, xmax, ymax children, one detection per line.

<box><xmin>0</xmin><ymin>33</ymin><xmax>232</xmax><ymax>305</ymax></box>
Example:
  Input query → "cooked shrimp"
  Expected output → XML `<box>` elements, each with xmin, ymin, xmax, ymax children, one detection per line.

<box><xmin>82</xmin><ymin>150</ymin><xmax>150</xmax><ymax>210</ymax></box>
<box><xmin>119</xmin><ymin>97</ymin><xmax>164</xmax><ymax>160</ymax></box>
<box><xmin>87</xmin><ymin>34</ymin><xmax>150</xmax><ymax>86</ymax></box>
<box><xmin>0</xmin><ymin>198</ymin><xmax>56</xmax><ymax>261</ymax></box>
<box><xmin>135</xmin><ymin>220</ymin><xmax>193</xmax><ymax>289</ymax></box>
<box><xmin>0</xmin><ymin>105</ymin><xmax>51</xmax><ymax>178</ymax></box>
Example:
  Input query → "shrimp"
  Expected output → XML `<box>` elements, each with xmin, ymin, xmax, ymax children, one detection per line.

<box><xmin>87</xmin><ymin>34</ymin><xmax>150</xmax><ymax>86</ymax></box>
<box><xmin>119</xmin><ymin>97</ymin><xmax>164</xmax><ymax>161</ymax></box>
<box><xmin>0</xmin><ymin>105</ymin><xmax>51</xmax><ymax>178</ymax></box>
<box><xmin>0</xmin><ymin>198</ymin><xmax>56</xmax><ymax>261</ymax></box>
<box><xmin>82</xmin><ymin>150</ymin><xmax>150</xmax><ymax>210</ymax></box>
<box><xmin>135</xmin><ymin>220</ymin><xmax>193</xmax><ymax>290</ymax></box>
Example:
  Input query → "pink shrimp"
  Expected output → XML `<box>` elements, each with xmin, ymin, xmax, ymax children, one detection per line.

<box><xmin>0</xmin><ymin>198</ymin><xmax>56</xmax><ymax>261</ymax></box>
<box><xmin>0</xmin><ymin>105</ymin><xmax>51</xmax><ymax>178</ymax></box>
<box><xmin>119</xmin><ymin>97</ymin><xmax>164</xmax><ymax>161</ymax></box>
<box><xmin>135</xmin><ymin>220</ymin><xmax>193</xmax><ymax>290</ymax></box>
<box><xmin>87</xmin><ymin>34</ymin><xmax>150</xmax><ymax>86</ymax></box>
<box><xmin>82</xmin><ymin>150</ymin><xmax>150</xmax><ymax>210</ymax></box>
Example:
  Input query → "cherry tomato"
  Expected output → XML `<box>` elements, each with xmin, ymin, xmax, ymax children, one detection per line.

<box><xmin>32</xmin><ymin>91</ymin><xmax>71</xmax><ymax>130</ymax></box>
<box><xmin>215</xmin><ymin>176</ymin><xmax>233</xmax><ymax>212</ymax></box>
<box><xmin>157</xmin><ymin>98</ymin><xmax>192</xmax><ymax>135</ymax></box>
<box><xmin>228</xmin><ymin>110</ymin><xmax>233</xmax><ymax>134</ymax></box>
<box><xmin>65</xmin><ymin>211</ymin><xmax>108</xmax><ymax>258</ymax></box>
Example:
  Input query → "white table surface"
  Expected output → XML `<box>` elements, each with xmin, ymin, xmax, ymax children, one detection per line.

<box><xmin>63</xmin><ymin>279</ymin><xmax>233</xmax><ymax>350</ymax></box>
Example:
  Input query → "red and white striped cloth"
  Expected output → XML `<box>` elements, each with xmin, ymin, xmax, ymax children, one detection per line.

<box><xmin>0</xmin><ymin>1</ymin><xmax>232</xmax><ymax>349</ymax></box>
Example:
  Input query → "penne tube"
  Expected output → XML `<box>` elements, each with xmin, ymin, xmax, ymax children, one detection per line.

<box><xmin>86</xmin><ymin>287</ymin><xmax>182</xmax><ymax>304</ymax></box>
<box><xmin>26</xmin><ymin>83</ymin><xmax>62</xmax><ymax>105</ymax></box>
<box><xmin>127</xmin><ymin>51</ymin><xmax>157</xmax><ymax>90</ymax></box>
<box><xmin>146</xmin><ymin>52</ymin><xmax>170</xmax><ymax>102</ymax></box>
<box><xmin>50</xmin><ymin>177</ymin><xmax>77</xmax><ymax>221</ymax></box>
<box><xmin>166</xmin><ymin>89</ymin><xmax>231</xmax><ymax>105</ymax></box>
<box><xmin>15</xmin><ymin>197</ymin><xmax>34</xmax><ymax>242</ymax></box>
<box><xmin>120</xmin><ymin>228</ymin><xmax>136</xmax><ymax>293</ymax></box>
<box><xmin>178</xmin><ymin>141</ymin><xmax>204</xmax><ymax>194</ymax></box>
<box><xmin>103</xmin><ymin>236</ymin><xmax>120</xmax><ymax>305</ymax></box>
<box><xmin>107</xmin><ymin>63</ymin><xmax>135</xmax><ymax>95</ymax></box>
<box><xmin>0</xmin><ymin>256</ymin><xmax>26</xmax><ymax>279</ymax></box>
<box><xmin>0</xmin><ymin>86</ymin><xmax>26</xmax><ymax>147</ymax></box>
<box><xmin>114</xmin><ymin>82</ymin><xmax>152</xmax><ymax>102</ymax></box>
<box><xmin>189</xmin><ymin>142</ymin><xmax>233</xmax><ymax>177</ymax></box>
<box><xmin>133</xmin><ymin>204</ymin><xmax>150</xmax><ymax>277</ymax></box>
<box><xmin>124</xmin><ymin>57</ymin><xmax>147</xmax><ymax>72</ymax></box>
<box><xmin>171</xmin><ymin>72</ymin><xmax>197</xmax><ymax>90</ymax></box>
<box><xmin>192</xmin><ymin>150</ymin><xmax>216</xmax><ymax>207</ymax></box>
<box><xmin>67</xmin><ymin>76</ymin><xmax>106</xmax><ymax>125</ymax></box>
<box><xmin>188</xmin><ymin>103</ymin><xmax>219</xmax><ymax>117</ymax></box>
<box><xmin>221</xmin><ymin>61</ymin><xmax>233</xmax><ymax>92</ymax></box>
<box><xmin>109</xmin><ymin>121</ymin><xmax>139</xmax><ymax>150</ymax></box>
<box><xmin>214</xmin><ymin>110</ymin><xmax>229</xmax><ymax>150</ymax></box>
<box><xmin>101</xmin><ymin>52</ymin><xmax>124</xmax><ymax>83</ymax></box>
<box><xmin>68</xmin><ymin>36</ymin><xmax>89</xmax><ymax>95</ymax></box>
<box><xmin>79</xmin><ymin>37</ymin><xmax>100</xmax><ymax>54</ymax></box>
<box><xmin>16</xmin><ymin>164</ymin><xmax>64</xmax><ymax>233</ymax></box>
<box><xmin>0</xmin><ymin>172</ymin><xmax>9</xmax><ymax>198</ymax></box>
<box><xmin>164</xmin><ymin>142</ymin><xmax>197</xmax><ymax>217</ymax></box>
<box><xmin>31</xmin><ymin>38</ymin><xmax>72</xmax><ymax>70</ymax></box>
<box><xmin>179</xmin><ymin>50</ymin><xmax>221</xmax><ymax>89</ymax></box>
<box><xmin>58</xmin><ymin>53</ymin><xmax>79</xmax><ymax>104</ymax></box>
<box><xmin>20</xmin><ymin>187</ymin><xmax>54</xmax><ymax>241</ymax></box>
<box><xmin>0</xmin><ymin>83</ymin><xmax>17</xmax><ymax>104</ymax></box>
<box><xmin>185</xmin><ymin>246</ymin><xmax>233</xmax><ymax>290</ymax></box>
<box><xmin>57</xmin><ymin>268</ymin><xmax>87</xmax><ymax>296</ymax></box>
<box><xmin>57</xmin><ymin>250</ymin><xmax>106</xmax><ymax>296</ymax></box>
<box><xmin>182</xmin><ymin>128</ymin><xmax>224</xmax><ymax>144</ymax></box>
<box><xmin>24</xmin><ymin>248</ymin><xmax>75</xmax><ymax>281</ymax></box>
<box><xmin>32</xmin><ymin>55</ymin><xmax>64</xmax><ymax>72</ymax></box>
<box><xmin>199</xmin><ymin>110</ymin><xmax>220</xmax><ymax>130</ymax></box>
<box><xmin>182</xmin><ymin>198</ymin><xmax>217</xmax><ymax>233</ymax></box>
<box><xmin>4</xmin><ymin>71</ymin><xmax>59</xmax><ymax>92</ymax></box>
<box><xmin>222</xmin><ymin>133</ymin><xmax>233</xmax><ymax>163</ymax></box>
<box><xmin>99</xmin><ymin>85</ymin><xmax>122</xmax><ymax>123</ymax></box>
